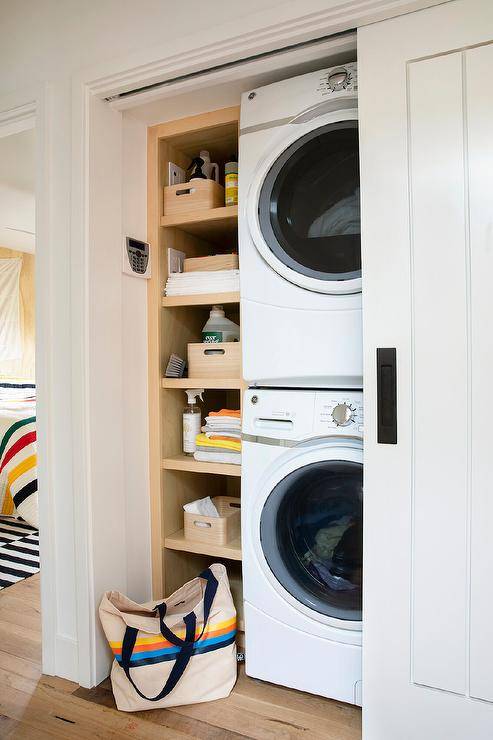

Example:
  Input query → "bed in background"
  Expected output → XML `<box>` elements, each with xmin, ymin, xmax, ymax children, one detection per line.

<box><xmin>0</xmin><ymin>383</ymin><xmax>37</xmax><ymax>528</ymax></box>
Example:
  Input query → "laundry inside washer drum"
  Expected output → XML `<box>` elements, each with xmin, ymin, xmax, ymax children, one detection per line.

<box><xmin>305</xmin><ymin>516</ymin><xmax>361</xmax><ymax>591</ymax></box>
<box><xmin>260</xmin><ymin>460</ymin><xmax>363</xmax><ymax>621</ymax></box>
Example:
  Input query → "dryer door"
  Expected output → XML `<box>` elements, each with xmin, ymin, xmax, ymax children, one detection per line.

<box><xmin>255</xmin><ymin>120</ymin><xmax>361</xmax><ymax>294</ymax></box>
<box><xmin>260</xmin><ymin>456</ymin><xmax>363</xmax><ymax>623</ymax></box>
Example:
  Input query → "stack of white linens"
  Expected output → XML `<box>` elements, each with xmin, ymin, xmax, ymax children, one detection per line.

<box><xmin>194</xmin><ymin>409</ymin><xmax>241</xmax><ymax>465</ymax></box>
<box><xmin>165</xmin><ymin>269</ymin><xmax>240</xmax><ymax>296</ymax></box>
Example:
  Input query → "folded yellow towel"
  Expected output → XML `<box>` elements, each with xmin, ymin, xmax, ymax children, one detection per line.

<box><xmin>195</xmin><ymin>433</ymin><xmax>241</xmax><ymax>452</ymax></box>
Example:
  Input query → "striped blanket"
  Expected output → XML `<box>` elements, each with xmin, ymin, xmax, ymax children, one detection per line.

<box><xmin>0</xmin><ymin>390</ymin><xmax>37</xmax><ymax>528</ymax></box>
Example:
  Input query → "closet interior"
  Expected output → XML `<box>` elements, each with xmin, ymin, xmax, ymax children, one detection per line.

<box><xmin>147</xmin><ymin>105</ymin><xmax>245</xmax><ymax>644</ymax></box>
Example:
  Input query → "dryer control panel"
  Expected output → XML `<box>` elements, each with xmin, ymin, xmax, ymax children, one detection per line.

<box><xmin>240</xmin><ymin>62</ymin><xmax>358</xmax><ymax>131</ymax></box>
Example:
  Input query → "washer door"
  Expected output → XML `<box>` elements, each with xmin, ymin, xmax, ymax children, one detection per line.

<box><xmin>260</xmin><ymin>458</ymin><xmax>363</xmax><ymax>622</ymax></box>
<box><xmin>256</xmin><ymin>120</ymin><xmax>361</xmax><ymax>294</ymax></box>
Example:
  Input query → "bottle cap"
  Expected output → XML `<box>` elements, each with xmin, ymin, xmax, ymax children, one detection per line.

<box><xmin>210</xmin><ymin>305</ymin><xmax>225</xmax><ymax>317</ymax></box>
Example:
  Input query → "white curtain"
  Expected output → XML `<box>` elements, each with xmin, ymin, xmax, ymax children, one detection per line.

<box><xmin>0</xmin><ymin>258</ymin><xmax>22</xmax><ymax>360</ymax></box>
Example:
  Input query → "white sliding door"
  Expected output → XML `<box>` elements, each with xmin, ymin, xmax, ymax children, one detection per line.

<box><xmin>359</xmin><ymin>1</ymin><xmax>493</xmax><ymax>738</ymax></box>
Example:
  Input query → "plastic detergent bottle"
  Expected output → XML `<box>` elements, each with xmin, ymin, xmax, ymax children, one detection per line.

<box><xmin>225</xmin><ymin>157</ymin><xmax>238</xmax><ymax>205</ymax></box>
<box><xmin>183</xmin><ymin>389</ymin><xmax>204</xmax><ymax>455</ymax></box>
<box><xmin>202</xmin><ymin>306</ymin><xmax>240</xmax><ymax>343</ymax></box>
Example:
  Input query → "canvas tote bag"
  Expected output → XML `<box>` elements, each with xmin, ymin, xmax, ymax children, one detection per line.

<box><xmin>99</xmin><ymin>563</ymin><xmax>237</xmax><ymax>711</ymax></box>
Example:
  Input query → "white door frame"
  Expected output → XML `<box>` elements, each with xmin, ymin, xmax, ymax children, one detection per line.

<box><xmin>0</xmin><ymin>86</ymin><xmax>60</xmax><ymax>676</ymax></box>
<box><xmin>1</xmin><ymin>0</ymin><xmax>443</xmax><ymax>689</ymax></box>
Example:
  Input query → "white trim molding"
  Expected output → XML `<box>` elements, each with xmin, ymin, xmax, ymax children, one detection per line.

<box><xmin>0</xmin><ymin>84</ymin><xmax>67</xmax><ymax>679</ymax></box>
<box><xmin>83</xmin><ymin>0</ymin><xmax>446</xmax><ymax>100</ymax></box>
<box><xmin>0</xmin><ymin>101</ymin><xmax>36</xmax><ymax>138</ymax></box>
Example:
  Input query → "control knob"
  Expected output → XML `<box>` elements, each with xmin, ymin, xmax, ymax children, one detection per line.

<box><xmin>327</xmin><ymin>67</ymin><xmax>349</xmax><ymax>91</ymax></box>
<box><xmin>331</xmin><ymin>402</ymin><xmax>355</xmax><ymax>427</ymax></box>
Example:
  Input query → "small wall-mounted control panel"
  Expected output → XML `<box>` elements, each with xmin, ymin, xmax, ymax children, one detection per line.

<box><xmin>123</xmin><ymin>236</ymin><xmax>151</xmax><ymax>278</ymax></box>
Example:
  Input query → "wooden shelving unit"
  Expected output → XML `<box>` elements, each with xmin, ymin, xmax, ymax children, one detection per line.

<box><xmin>162</xmin><ymin>454</ymin><xmax>241</xmax><ymax>477</ymax></box>
<box><xmin>164</xmin><ymin>530</ymin><xmax>242</xmax><ymax>561</ymax></box>
<box><xmin>162</xmin><ymin>377</ymin><xmax>244</xmax><ymax>390</ymax></box>
<box><xmin>162</xmin><ymin>291</ymin><xmax>239</xmax><ymax>308</ymax></box>
<box><xmin>147</xmin><ymin>106</ymin><xmax>244</xmax><ymax>642</ymax></box>
<box><xmin>160</xmin><ymin>205</ymin><xmax>238</xmax><ymax>245</ymax></box>
<box><xmin>161</xmin><ymin>206</ymin><xmax>238</xmax><ymax>230</ymax></box>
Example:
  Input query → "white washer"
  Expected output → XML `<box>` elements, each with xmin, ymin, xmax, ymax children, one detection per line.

<box><xmin>239</xmin><ymin>62</ymin><xmax>362</xmax><ymax>388</ymax></box>
<box><xmin>242</xmin><ymin>388</ymin><xmax>363</xmax><ymax>705</ymax></box>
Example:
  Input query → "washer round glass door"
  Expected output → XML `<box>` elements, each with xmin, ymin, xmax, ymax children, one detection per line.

<box><xmin>257</xmin><ymin>120</ymin><xmax>361</xmax><ymax>292</ymax></box>
<box><xmin>260</xmin><ymin>458</ymin><xmax>363</xmax><ymax>622</ymax></box>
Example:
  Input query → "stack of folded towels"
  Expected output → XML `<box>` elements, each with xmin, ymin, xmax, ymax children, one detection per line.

<box><xmin>164</xmin><ymin>269</ymin><xmax>240</xmax><ymax>296</ymax></box>
<box><xmin>194</xmin><ymin>409</ymin><xmax>241</xmax><ymax>465</ymax></box>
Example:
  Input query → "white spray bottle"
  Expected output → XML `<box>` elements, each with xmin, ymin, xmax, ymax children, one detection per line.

<box><xmin>183</xmin><ymin>389</ymin><xmax>204</xmax><ymax>455</ymax></box>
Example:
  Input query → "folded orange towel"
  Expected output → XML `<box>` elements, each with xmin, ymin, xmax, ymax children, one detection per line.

<box><xmin>208</xmin><ymin>409</ymin><xmax>241</xmax><ymax>418</ymax></box>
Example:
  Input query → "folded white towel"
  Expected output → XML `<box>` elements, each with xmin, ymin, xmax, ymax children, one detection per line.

<box><xmin>183</xmin><ymin>496</ymin><xmax>219</xmax><ymax>517</ymax></box>
<box><xmin>194</xmin><ymin>451</ymin><xmax>241</xmax><ymax>466</ymax></box>
<box><xmin>204</xmin><ymin>416</ymin><xmax>241</xmax><ymax>426</ymax></box>
<box><xmin>203</xmin><ymin>430</ymin><xmax>241</xmax><ymax>439</ymax></box>
<box><xmin>165</xmin><ymin>269</ymin><xmax>240</xmax><ymax>296</ymax></box>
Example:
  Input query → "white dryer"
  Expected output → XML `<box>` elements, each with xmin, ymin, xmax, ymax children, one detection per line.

<box><xmin>239</xmin><ymin>63</ymin><xmax>362</xmax><ymax>388</ymax></box>
<box><xmin>242</xmin><ymin>388</ymin><xmax>363</xmax><ymax>705</ymax></box>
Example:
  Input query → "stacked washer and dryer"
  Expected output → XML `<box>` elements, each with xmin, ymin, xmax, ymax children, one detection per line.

<box><xmin>238</xmin><ymin>63</ymin><xmax>363</xmax><ymax>705</ymax></box>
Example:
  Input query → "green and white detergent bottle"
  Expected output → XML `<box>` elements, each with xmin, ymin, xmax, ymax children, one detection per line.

<box><xmin>202</xmin><ymin>305</ymin><xmax>240</xmax><ymax>343</ymax></box>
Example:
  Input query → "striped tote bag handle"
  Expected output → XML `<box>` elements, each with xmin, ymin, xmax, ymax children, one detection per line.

<box><xmin>119</xmin><ymin>568</ymin><xmax>218</xmax><ymax>701</ymax></box>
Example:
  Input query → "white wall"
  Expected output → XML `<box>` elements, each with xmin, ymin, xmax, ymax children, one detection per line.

<box><xmin>0</xmin><ymin>129</ymin><xmax>35</xmax><ymax>252</ymax></box>
<box><xmin>121</xmin><ymin>114</ymin><xmax>151</xmax><ymax>602</ymax></box>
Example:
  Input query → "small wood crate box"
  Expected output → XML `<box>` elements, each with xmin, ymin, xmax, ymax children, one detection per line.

<box><xmin>163</xmin><ymin>180</ymin><xmax>224</xmax><ymax>216</ymax></box>
<box><xmin>184</xmin><ymin>496</ymin><xmax>241</xmax><ymax>546</ymax></box>
<box><xmin>188</xmin><ymin>342</ymin><xmax>241</xmax><ymax>379</ymax></box>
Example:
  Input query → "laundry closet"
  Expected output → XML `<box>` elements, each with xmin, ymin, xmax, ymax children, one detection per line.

<box><xmin>140</xmin><ymin>31</ymin><xmax>360</xmax><ymax>679</ymax></box>
<box><xmin>105</xmin><ymin>1</ymin><xmax>493</xmax><ymax>737</ymax></box>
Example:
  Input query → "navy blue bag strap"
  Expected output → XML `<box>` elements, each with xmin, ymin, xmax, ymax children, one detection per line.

<box><xmin>156</xmin><ymin>567</ymin><xmax>218</xmax><ymax>647</ymax></box>
<box><xmin>119</xmin><ymin>567</ymin><xmax>219</xmax><ymax>702</ymax></box>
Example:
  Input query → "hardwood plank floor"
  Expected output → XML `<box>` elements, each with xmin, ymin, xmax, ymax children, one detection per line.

<box><xmin>0</xmin><ymin>575</ymin><xmax>362</xmax><ymax>739</ymax></box>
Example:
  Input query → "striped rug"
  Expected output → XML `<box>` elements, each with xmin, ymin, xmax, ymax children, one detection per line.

<box><xmin>0</xmin><ymin>515</ymin><xmax>39</xmax><ymax>591</ymax></box>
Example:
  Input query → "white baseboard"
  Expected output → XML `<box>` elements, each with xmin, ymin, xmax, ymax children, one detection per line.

<box><xmin>50</xmin><ymin>634</ymin><xmax>78</xmax><ymax>682</ymax></box>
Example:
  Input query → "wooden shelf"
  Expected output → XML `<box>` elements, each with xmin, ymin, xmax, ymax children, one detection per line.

<box><xmin>162</xmin><ymin>291</ymin><xmax>239</xmax><ymax>308</ymax></box>
<box><xmin>161</xmin><ymin>204</ymin><xmax>237</xmax><ymax>228</ymax></box>
<box><xmin>162</xmin><ymin>377</ymin><xmax>244</xmax><ymax>390</ymax></box>
<box><xmin>164</xmin><ymin>530</ymin><xmax>242</xmax><ymax>561</ymax></box>
<box><xmin>162</xmin><ymin>454</ymin><xmax>241</xmax><ymax>477</ymax></box>
<box><xmin>161</xmin><ymin>206</ymin><xmax>238</xmax><ymax>245</ymax></box>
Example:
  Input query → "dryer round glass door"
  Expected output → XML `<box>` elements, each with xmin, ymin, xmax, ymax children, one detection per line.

<box><xmin>260</xmin><ymin>459</ymin><xmax>363</xmax><ymax>622</ymax></box>
<box><xmin>257</xmin><ymin>120</ymin><xmax>361</xmax><ymax>290</ymax></box>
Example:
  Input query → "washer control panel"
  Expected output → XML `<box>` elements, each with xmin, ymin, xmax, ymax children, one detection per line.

<box><xmin>314</xmin><ymin>392</ymin><xmax>364</xmax><ymax>435</ymax></box>
<box><xmin>243</xmin><ymin>389</ymin><xmax>363</xmax><ymax>440</ymax></box>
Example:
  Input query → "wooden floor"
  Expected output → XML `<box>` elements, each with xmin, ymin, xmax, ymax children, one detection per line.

<box><xmin>0</xmin><ymin>575</ymin><xmax>361</xmax><ymax>739</ymax></box>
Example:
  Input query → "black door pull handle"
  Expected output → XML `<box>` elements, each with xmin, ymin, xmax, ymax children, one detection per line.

<box><xmin>377</xmin><ymin>348</ymin><xmax>397</xmax><ymax>444</ymax></box>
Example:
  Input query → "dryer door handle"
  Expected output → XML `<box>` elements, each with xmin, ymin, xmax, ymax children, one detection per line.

<box><xmin>377</xmin><ymin>348</ymin><xmax>397</xmax><ymax>444</ymax></box>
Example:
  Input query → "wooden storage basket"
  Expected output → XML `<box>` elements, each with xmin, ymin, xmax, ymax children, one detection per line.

<box><xmin>163</xmin><ymin>180</ymin><xmax>224</xmax><ymax>216</ymax></box>
<box><xmin>188</xmin><ymin>342</ymin><xmax>241</xmax><ymax>379</ymax></box>
<box><xmin>184</xmin><ymin>496</ymin><xmax>241</xmax><ymax>545</ymax></box>
<box><xmin>184</xmin><ymin>253</ymin><xmax>239</xmax><ymax>272</ymax></box>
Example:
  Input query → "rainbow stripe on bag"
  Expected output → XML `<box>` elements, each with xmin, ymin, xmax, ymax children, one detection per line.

<box><xmin>110</xmin><ymin>616</ymin><xmax>236</xmax><ymax>668</ymax></box>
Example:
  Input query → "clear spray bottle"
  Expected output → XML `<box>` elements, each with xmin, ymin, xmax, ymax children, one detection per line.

<box><xmin>183</xmin><ymin>389</ymin><xmax>204</xmax><ymax>455</ymax></box>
